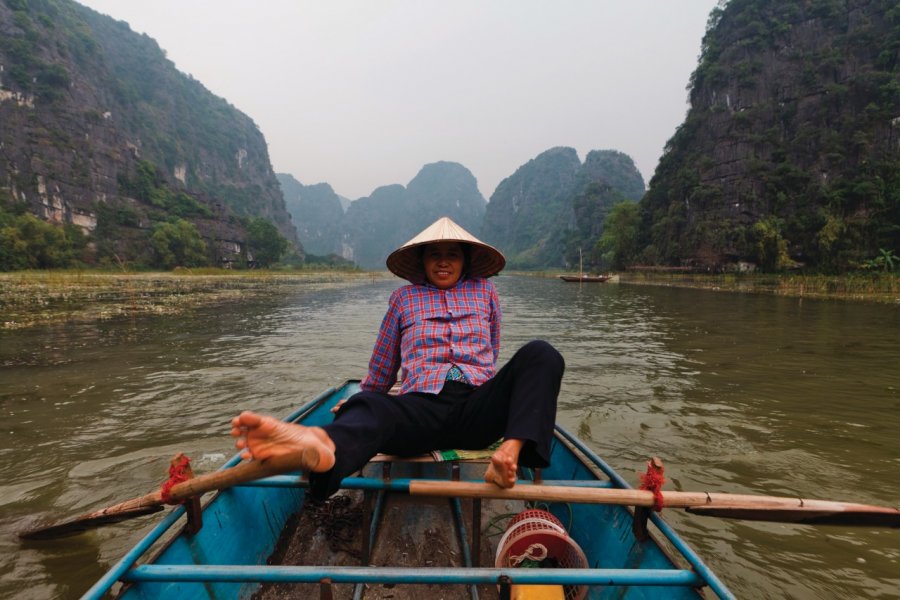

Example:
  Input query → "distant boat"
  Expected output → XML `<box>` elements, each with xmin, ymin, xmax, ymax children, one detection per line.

<box><xmin>560</xmin><ymin>274</ymin><xmax>610</xmax><ymax>282</ymax></box>
<box><xmin>560</xmin><ymin>248</ymin><xmax>610</xmax><ymax>282</ymax></box>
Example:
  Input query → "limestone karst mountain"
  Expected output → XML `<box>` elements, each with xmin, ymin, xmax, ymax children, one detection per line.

<box><xmin>278</xmin><ymin>174</ymin><xmax>343</xmax><ymax>257</ymax></box>
<box><xmin>639</xmin><ymin>0</ymin><xmax>900</xmax><ymax>271</ymax></box>
<box><xmin>481</xmin><ymin>147</ymin><xmax>645</xmax><ymax>268</ymax></box>
<box><xmin>340</xmin><ymin>162</ymin><xmax>488</xmax><ymax>269</ymax></box>
<box><xmin>0</xmin><ymin>0</ymin><xmax>298</xmax><ymax>268</ymax></box>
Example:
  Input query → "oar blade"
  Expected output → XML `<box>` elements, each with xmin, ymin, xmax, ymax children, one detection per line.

<box><xmin>686</xmin><ymin>505</ymin><xmax>900</xmax><ymax>528</ymax></box>
<box><xmin>17</xmin><ymin>457</ymin><xmax>306</xmax><ymax>542</ymax></box>
<box><xmin>18</xmin><ymin>505</ymin><xmax>165</xmax><ymax>541</ymax></box>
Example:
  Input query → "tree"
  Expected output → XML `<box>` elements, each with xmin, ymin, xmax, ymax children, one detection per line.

<box><xmin>0</xmin><ymin>212</ymin><xmax>85</xmax><ymax>270</ymax></box>
<box><xmin>751</xmin><ymin>218</ymin><xmax>790</xmax><ymax>271</ymax></box>
<box><xmin>0</xmin><ymin>225</ymin><xmax>29</xmax><ymax>270</ymax></box>
<box><xmin>246</xmin><ymin>217</ymin><xmax>288</xmax><ymax>267</ymax></box>
<box><xmin>150</xmin><ymin>219</ymin><xmax>208</xmax><ymax>269</ymax></box>
<box><xmin>596</xmin><ymin>201</ymin><xmax>641</xmax><ymax>270</ymax></box>
<box><xmin>862</xmin><ymin>248</ymin><xmax>898</xmax><ymax>272</ymax></box>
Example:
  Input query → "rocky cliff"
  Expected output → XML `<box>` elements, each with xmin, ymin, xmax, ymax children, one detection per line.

<box><xmin>481</xmin><ymin>147</ymin><xmax>645</xmax><ymax>268</ymax></box>
<box><xmin>640</xmin><ymin>0</ymin><xmax>900</xmax><ymax>271</ymax></box>
<box><xmin>0</xmin><ymin>0</ymin><xmax>298</xmax><ymax>267</ymax></box>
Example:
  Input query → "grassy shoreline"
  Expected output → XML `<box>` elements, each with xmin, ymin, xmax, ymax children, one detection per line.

<box><xmin>0</xmin><ymin>269</ymin><xmax>389</xmax><ymax>329</ymax></box>
<box><xmin>2</xmin><ymin>269</ymin><xmax>897</xmax><ymax>330</ymax></box>
<box><xmin>526</xmin><ymin>269</ymin><xmax>900</xmax><ymax>304</ymax></box>
<box><xmin>615</xmin><ymin>271</ymin><xmax>899</xmax><ymax>304</ymax></box>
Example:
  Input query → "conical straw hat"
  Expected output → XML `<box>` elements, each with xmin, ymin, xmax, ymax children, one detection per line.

<box><xmin>386</xmin><ymin>216</ymin><xmax>506</xmax><ymax>284</ymax></box>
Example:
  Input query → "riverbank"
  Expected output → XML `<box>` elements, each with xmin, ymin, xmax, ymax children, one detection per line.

<box><xmin>614</xmin><ymin>271</ymin><xmax>900</xmax><ymax>304</ymax></box>
<box><xmin>541</xmin><ymin>269</ymin><xmax>899</xmax><ymax>304</ymax></box>
<box><xmin>0</xmin><ymin>269</ymin><xmax>388</xmax><ymax>329</ymax></box>
<box><xmin>3</xmin><ymin>269</ymin><xmax>898</xmax><ymax>329</ymax></box>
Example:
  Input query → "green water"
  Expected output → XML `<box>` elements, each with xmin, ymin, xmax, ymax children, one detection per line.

<box><xmin>1</xmin><ymin>276</ymin><xmax>898</xmax><ymax>599</ymax></box>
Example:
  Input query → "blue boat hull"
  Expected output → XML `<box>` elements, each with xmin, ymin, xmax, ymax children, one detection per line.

<box><xmin>85</xmin><ymin>381</ymin><xmax>732</xmax><ymax>600</ymax></box>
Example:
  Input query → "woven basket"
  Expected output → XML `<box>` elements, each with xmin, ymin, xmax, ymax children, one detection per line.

<box><xmin>494</xmin><ymin>509</ymin><xmax>588</xmax><ymax>600</ymax></box>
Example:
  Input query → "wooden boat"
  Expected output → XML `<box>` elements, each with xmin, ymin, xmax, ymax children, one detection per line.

<box><xmin>559</xmin><ymin>274</ymin><xmax>610</xmax><ymax>283</ymax></box>
<box><xmin>83</xmin><ymin>380</ymin><xmax>734</xmax><ymax>600</ymax></box>
<box><xmin>561</xmin><ymin>248</ymin><xmax>610</xmax><ymax>282</ymax></box>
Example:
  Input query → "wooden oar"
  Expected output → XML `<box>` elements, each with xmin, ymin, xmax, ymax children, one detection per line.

<box><xmin>408</xmin><ymin>481</ymin><xmax>900</xmax><ymax>527</ymax></box>
<box><xmin>18</xmin><ymin>453</ymin><xmax>309</xmax><ymax>541</ymax></box>
<box><xmin>20</xmin><ymin>460</ymin><xmax>899</xmax><ymax>540</ymax></box>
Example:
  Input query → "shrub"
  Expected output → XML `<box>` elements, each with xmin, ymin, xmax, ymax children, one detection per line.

<box><xmin>150</xmin><ymin>219</ymin><xmax>208</xmax><ymax>269</ymax></box>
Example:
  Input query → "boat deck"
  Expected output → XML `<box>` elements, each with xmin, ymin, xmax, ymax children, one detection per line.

<box><xmin>254</xmin><ymin>461</ymin><xmax>523</xmax><ymax>600</ymax></box>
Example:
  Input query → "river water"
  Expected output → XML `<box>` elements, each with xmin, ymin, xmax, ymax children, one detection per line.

<box><xmin>1</xmin><ymin>275</ymin><xmax>898</xmax><ymax>599</ymax></box>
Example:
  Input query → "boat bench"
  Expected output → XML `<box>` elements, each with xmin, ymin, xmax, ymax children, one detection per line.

<box><xmin>351</xmin><ymin>378</ymin><xmax>533</xmax><ymax>567</ymax></box>
<box><xmin>360</xmin><ymin>452</ymin><xmax>538</xmax><ymax>569</ymax></box>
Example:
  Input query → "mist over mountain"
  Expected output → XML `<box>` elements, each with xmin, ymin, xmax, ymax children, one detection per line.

<box><xmin>277</xmin><ymin>149</ymin><xmax>644</xmax><ymax>272</ymax></box>
<box><xmin>277</xmin><ymin>174</ymin><xmax>343</xmax><ymax>257</ymax></box>
<box><xmin>276</xmin><ymin>162</ymin><xmax>488</xmax><ymax>269</ymax></box>
<box><xmin>341</xmin><ymin>161</ymin><xmax>487</xmax><ymax>269</ymax></box>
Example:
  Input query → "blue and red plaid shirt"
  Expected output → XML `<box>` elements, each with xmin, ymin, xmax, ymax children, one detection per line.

<box><xmin>360</xmin><ymin>277</ymin><xmax>501</xmax><ymax>395</ymax></box>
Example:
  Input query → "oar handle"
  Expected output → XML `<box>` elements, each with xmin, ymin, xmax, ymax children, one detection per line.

<box><xmin>410</xmin><ymin>480</ymin><xmax>660</xmax><ymax>506</ymax></box>
<box><xmin>409</xmin><ymin>481</ymin><xmax>900</xmax><ymax>527</ymax></box>
<box><xmin>165</xmin><ymin>454</ymin><xmax>309</xmax><ymax>504</ymax></box>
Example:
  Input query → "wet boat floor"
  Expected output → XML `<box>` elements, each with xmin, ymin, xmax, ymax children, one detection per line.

<box><xmin>254</xmin><ymin>463</ymin><xmax>526</xmax><ymax>600</ymax></box>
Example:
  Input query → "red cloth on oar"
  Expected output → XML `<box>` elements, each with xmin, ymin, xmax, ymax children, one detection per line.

<box><xmin>160</xmin><ymin>455</ymin><xmax>192</xmax><ymax>504</ymax></box>
<box><xmin>639</xmin><ymin>459</ymin><xmax>666</xmax><ymax>512</ymax></box>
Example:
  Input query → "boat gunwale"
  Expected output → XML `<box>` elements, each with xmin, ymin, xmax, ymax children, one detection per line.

<box><xmin>121</xmin><ymin>564</ymin><xmax>707</xmax><ymax>587</ymax></box>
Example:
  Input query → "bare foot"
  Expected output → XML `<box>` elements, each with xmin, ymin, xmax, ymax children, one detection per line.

<box><xmin>484</xmin><ymin>439</ymin><xmax>524</xmax><ymax>488</ymax></box>
<box><xmin>231</xmin><ymin>411</ymin><xmax>336</xmax><ymax>472</ymax></box>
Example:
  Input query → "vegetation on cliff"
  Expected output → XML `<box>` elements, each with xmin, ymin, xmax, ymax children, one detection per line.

<box><xmin>1</xmin><ymin>187</ymin><xmax>292</xmax><ymax>271</ymax></box>
<box><xmin>0</xmin><ymin>0</ymin><xmax>298</xmax><ymax>270</ymax></box>
<box><xmin>636</xmin><ymin>0</ymin><xmax>900</xmax><ymax>273</ymax></box>
<box><xmin>0</xmin><ymin>192</ymin><xmax>87</xmax><ymax>270</ymax></box>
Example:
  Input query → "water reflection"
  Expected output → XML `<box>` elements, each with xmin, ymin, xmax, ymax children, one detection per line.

<box><xmin>1</xmin><ymin>276</ymin><xmax>898</xmax><ymax>599</ymax></box>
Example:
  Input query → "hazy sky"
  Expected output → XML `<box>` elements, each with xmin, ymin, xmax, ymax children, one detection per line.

<box><xmin>77</xmin><ymin>1</ymin><xmax>718</xmax><ymax>201</ymax></box>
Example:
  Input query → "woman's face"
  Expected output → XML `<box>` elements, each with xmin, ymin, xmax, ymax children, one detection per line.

<box><xmin>422</xmin><ymin>242</ymin><xmax>465</xmax><ymax>289</ymax></box>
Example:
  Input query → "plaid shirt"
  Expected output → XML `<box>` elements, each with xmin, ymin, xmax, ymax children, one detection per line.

<box><xmin>361</xmin><ymin>277</ymin><xmax>501</xmax><ymax>394</ymax></box>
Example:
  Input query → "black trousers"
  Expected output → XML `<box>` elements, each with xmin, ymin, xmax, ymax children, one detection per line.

<box><xmin>309</xmin><ymin>340</ymin><xmax>565</xmax><ymax>499</ymax></box>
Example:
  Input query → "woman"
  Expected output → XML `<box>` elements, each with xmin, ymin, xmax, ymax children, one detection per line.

<box><xmin>232</xmin><ymin>217</ymin><xmax>564</xmax><ymax>499</ymax></box>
